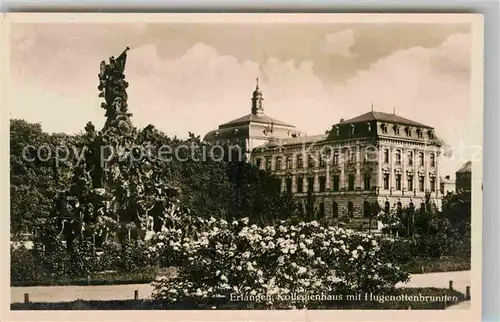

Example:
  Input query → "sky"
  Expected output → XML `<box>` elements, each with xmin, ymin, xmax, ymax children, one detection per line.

<box><xmin>9</xmin><ymin>22</ymin><xmax>477</xmax><ymax>175</ymax></box>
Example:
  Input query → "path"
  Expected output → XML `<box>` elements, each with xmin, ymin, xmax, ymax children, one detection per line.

<box><xmin>396</xmin><ymin>270</ymin><xmax>470</xmax><ymax>295</ymax></box>
<box><xmin>11</xmin><ymin>271</ymin><xmax>471</xmax><ymax>305</ymax></box>
<box><xmin>11</xmin><ymin>283</ymin><xmax>154</xmax><ymax>303</ymax></box>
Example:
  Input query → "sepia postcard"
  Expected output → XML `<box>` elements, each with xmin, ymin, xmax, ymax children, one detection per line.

<box><xmin>1</xmin><ymin>13</ymin><xmax>483</xmax><ymax>321</ymax></box>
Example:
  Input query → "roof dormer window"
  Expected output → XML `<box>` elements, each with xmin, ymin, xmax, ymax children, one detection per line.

<box><xmin>393</xmin><ymin>124</ymin><xmax>400</xmax><ymax>135</ymax></box>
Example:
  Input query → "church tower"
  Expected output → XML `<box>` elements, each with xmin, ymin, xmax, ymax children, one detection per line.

<box><xmin>251</xmin><ymin>78</ymin><xmax>264</xmax><ymax>115</ymax></box>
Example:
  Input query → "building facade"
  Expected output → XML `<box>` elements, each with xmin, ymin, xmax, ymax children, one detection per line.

<box><xmin>455</xmin><ymin>161</ymin><xmax>471</xmax><ymax>192</ymax></box>
<box><xmin>205</xmin><ymin>82</ymin><xmax>444</xmax><ymax>227</ymax></box>
<box><xmin>440</xmin><ymin>175</ymin><xmax>456</xmax><ymax>196</ymax></box>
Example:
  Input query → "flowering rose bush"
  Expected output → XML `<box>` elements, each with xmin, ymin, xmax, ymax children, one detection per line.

<box><xmin>150</xmin><ymin>217</ymin><xmax>409</xmax><ymax>309</ymax></box>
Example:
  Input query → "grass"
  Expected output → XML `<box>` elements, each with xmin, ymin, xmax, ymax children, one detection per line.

<box><xmin>10</xmin><ymin>267</ymin><xmax>174</xmax><ymax>287</ymax></box>
<box><xmin>11</xmin><ymin>287</ymin><xmax>466</xmax><ymax>310</ymax></box>
<box><xmin>11</xmin><ymin>256</ymin><xmax>470</xmax><ymax>287</ymax></box>
<box><xmin>402</xmin><ymin>257</ymin><xmax>471</xmax><ymax>274</ymax></box>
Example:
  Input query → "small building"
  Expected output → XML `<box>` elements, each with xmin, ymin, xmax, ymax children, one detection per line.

<box><xmin>455</xmin><ymin>161</ymin><xmax>471</xmax><ymax>192</ymax></box>
<box><xmin>440</xmin><ymin>175</ymin><xmax>456</xmax><ymax>196</ymax></box>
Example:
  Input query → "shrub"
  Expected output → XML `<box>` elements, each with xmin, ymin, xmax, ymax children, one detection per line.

<box><xmin>150</xmin><ymin>217</ymin><xmax>410</xmax><ymax>309</ymax></box>
<box><xmin>10</xmin><ymin>245</ymin><xmax>38</xmax><ymax>284</ymax></box>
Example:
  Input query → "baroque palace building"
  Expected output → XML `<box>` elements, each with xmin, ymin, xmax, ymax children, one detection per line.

<box><xmin>204</xmin><ymin>81</ymin><xmax>444</xmax><ymax>227</ymax></box>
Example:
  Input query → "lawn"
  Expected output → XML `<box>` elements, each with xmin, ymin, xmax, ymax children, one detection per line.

<box><xmin>11</xmin><ymin>267</ymin><xmax>165</xmax><ymax>287</ymax></box>
<box><xmin>11</xmin><ymin>256</ymin><xmax>470</xmax><ymax>287</ymax></box>
<box><xmin>402</xmin><ymin>257</ymin><xmax>471</xmax><ymax>274</ymax></box>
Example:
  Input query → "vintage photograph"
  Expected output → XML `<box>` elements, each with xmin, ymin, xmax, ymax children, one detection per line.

<box><xmin>3</xmin><ymin>13</ymin><xmax>482</xmax><ymax>317</ymax></box>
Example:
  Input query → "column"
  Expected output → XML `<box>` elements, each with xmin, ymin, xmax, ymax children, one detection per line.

<box><xmin>355</xmin><ymin>145</ymin><xmax>361</xmax><ymax>188</ymax></box>
<box><xmin>401</xmin><ymin>147</ymin><xmax>406</xmax><ymax>194</ymax></box>
<box><xmin>292</xmin><ymin>175</ymin><xmax>297</xmax><ymax>193</ymax></box>
<box><xmin>435</xmin><ymin>150</ymin><xmax>440</xmax><ymax>197</ymax></box>
<box><xmin>425</xmin><ymin>151</ymin><xmax>429</xmax><ymax>192</ymax></box>
<box><xmin>303</xmin><ymin>176</ymin><xmax>308</xmax><ymax>192</ymax></box>
<box><xmin>326</xmin><ymin>161</ymin><xmax>331</xmax><ymax>190</ymax></box>
<box><xmin>378</xmin><ymin>145</ymin><xmax>383</xmax><ymax>190</ymax></box>
<box><xmin>281</xmin><ymin>177</ymin><xmax>286</xmax><ymax>192</ymax></box>
<box><xmin>314</xmin><ymin>172</ymin><xmax>320</xmax><ymax>192</ymax></box>
<box><xmin>340</xmin><ymin>166</ymin><xmax>345</xmax><ymax>190</ymax></box>
<box><xmin>389</xmin><ymin>147</ymin><xmax>394</xmax><ymax>191</ymax></box>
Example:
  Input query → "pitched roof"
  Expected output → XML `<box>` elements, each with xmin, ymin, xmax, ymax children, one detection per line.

<box><xmin>219</xmin><ymin>113</ymin><xmax>295</xmax><ymax>128</ymax></box>
<box><xmin>456</xmin><ymin>160</ymin><xmax>472</xmax><ymax>173</ymax></box>
<box><xmin>338</xmin><ymin>111</ymin><xmax>432</xmax><ymax>128</ymax></box>
<box><xmin>254</xmin><ymin>133</ymin><xmax>328</xmax><ymax>150</ymax></box>
<box><xmin>203</xmin><ymin>125</ymin><xmax>250</xmax><ymax>142</ymax></box>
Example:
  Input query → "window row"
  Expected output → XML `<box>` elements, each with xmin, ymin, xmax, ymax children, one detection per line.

<box><xmin>284</xmin><ymin>173</ymin><xmax>436</xmax><ymax>194</ymax></box>
<box><xmin>380</xmin><ymin>123</ymin><xmax>435</xmax><ymax>139</ymax></box>
<box><xmin>298</xmin><ymin>199</ymin><xmax>430</xmax><ymax>220</ymax></box>
<box><xmin>382</xmin><ymin>149</ymin><xmax>436</xmax><ymax>167</ymax></box>
<box><xmin>382</xmin><ymin>174</ymin><xmax>436</xmax><ymax>192</ymax></box>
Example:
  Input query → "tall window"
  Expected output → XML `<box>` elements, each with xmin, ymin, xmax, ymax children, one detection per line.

<box><xmin>308</xmin><ymin>177</ymin><xmax>314</xmax><ymax>192</ymax></box>
<box><xmin>266</xmin><ymin>157</ymin><xmax>272</xmax><ymax>171</ymax></box>
<box><xmin>286</xmin><ymin>156</ymin><xmax>292</xmax><ymax>169</ymax></box>
<box><xmin>363</xmin><ymin>201</ymin><xmax>370</xmax><ymax>218</ymax></box>
<box><xmin>297</xmin><ymin>154</ymin><xmax>303</xmax><ymax>168</ymax></box>
<box><xmin>419</xmin><ymin>176</ymin><xmax>425</xmax><ymax>192</ymax></box>
<box><xmin>332</xmin><ymin>175</ymin><xmax>340</xmax><ymax>191</ymax></box>
<box><xmin>319</xmin><ymin>176</ymin><xmax>326</xmax><ymax>192</ymax></box>
<box><xmin>408</xmin><ymin>175</ymin><xmax>414</xmax><ymax>191</ymax></box>
<box><xmin>318</xmin><ymin>202</ymin><xmax>325</xmax><ymax>218</ymax></box>
<box><xmin>381</xmin><ymin>124</ymin><xmax>388</xmax><ymax>134</ymax></box>
<box><xmin>395</xmin><ymin>174</ymin><xmax>402</xmax><ymax>190</ymax></box>
<box><xmin>275</xmin><ymin>157</ymin><xmax>282</xmax><ymax>170</ymax></box>
<box><xmin>363</xmin><ymin>173</ymin><xmax>371</xmax><ymax>190</ymax></box>
<box><xmin>347</xmin><ymin>202</ymin><xmax>354</xmax><ymax>217</ymax></box>
<box><xmin>308</xmin><ymin>154</ymin><xmax>315</xmax><ymax>168</ymax></box>
<box><xmin>332</xmin><ymin>202</ymin><xmax>339</xmax><ymax>218</ymax></box>
<box><xmin>349</xmin><ymin>149</ymin><xmax>355</xmax><ymax>163</ymax></box>
<box><xmin>319</xmin><ymin>154</ymin><xmax>326</xmax><ymax>167</ymax></box>
<box><xmin>384</xmin><ymin>201</ymin><xmax>390</xmax><ymax>214</ymax></box>
<box><xmin>384</xmin><ymin>149</ymin><xmax>389</xmax><ymax>163</ymax></box>
<box><xmin>408</xmin><ymin>151</ymin><xmax>413</xmax><ymax>166</ymax></box>
<box><xmin>297</xmin><ymin>176</ymin><xmax>303</xmax><ymax>193</ymax></box>
<box><xmin>417</xmin><ymin>128</ymin><xmax>423</xmax><ymax>138</ymax></box>
<box><xmin>383</xmin><ymin>174</ymin><xmax>390</xmax><ymax>190</ymax></box>
<box><xmin>430</xmin><ymin>153</ymin><xmax>435</xmax><ymax>167</ymax></box>
<box><xmin>286</xmin><ymin>178</ymin><xmax>292</xmax><ymax>193</ymax></box>
<box><xmin>395</xmin><ymin>150</ymin><xmax>401</xmax><ymax>165</ymax></box>
<box><xmin>419</xmin><ymin>152</ymin><xmax>424</xmax><ymax>166</ymax></box>
<box><xmin>430</xmin><ymin>177</ymin><xmax>436</xmax><ymax>192</ymax></box>
<box><xmin>394</xmin><ymin>125</ymin><xmax>400</xmax><ymax>135</ymax></box>
<box><xmin>333</xmin><ymin>151</ymin><xmax>339</xmax><ymax>165</ymax></box>
<box><xmin>348</xmin><ymin>174</ymin><xmax>355</xmax><ymax>191</ymax></box>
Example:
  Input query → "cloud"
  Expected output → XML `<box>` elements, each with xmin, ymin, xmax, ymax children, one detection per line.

<box><xmin>322</xmin><ymin>29</ymin><xmax>357</xmax><ymax>57</ymax></box>
<box><xmin>9</xmin><ymin>28</ymin><xmax>473</xmax><ymax>174</ymax></box>
<box><xmin>326</xmin><ymin>32</ymin><xmax>474</xmax><ymax>175</ymax></box>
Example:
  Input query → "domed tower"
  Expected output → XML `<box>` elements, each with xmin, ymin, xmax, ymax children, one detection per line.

<box><xmin>251</xmin><ymin>78</ymin><xmax>264</xmax><ymax>115</ymax></box>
